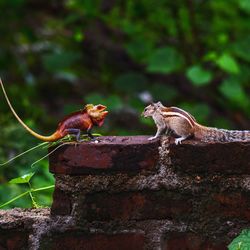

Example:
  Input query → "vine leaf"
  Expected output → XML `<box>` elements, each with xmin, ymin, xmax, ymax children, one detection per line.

<box><xmin>9</xmin><ymin>172</ymin><xmax>35</xmax><ymax>184</ymax></box>
<box><xmin>228</xmin><ymin>229</ymin><xmax>250</xmax><ymax>250</ymax></box>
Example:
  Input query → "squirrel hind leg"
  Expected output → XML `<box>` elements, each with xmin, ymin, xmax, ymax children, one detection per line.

<box><xmin>175</xmin><ymin>135</ymin><xmax>190</xmax><ymax>145</ymax></box>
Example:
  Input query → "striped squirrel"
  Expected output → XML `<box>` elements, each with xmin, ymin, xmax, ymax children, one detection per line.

<box><xmin>142</xmin><ymin>102</ymin><xmax>250</xmax><ymax>144</ymax></box>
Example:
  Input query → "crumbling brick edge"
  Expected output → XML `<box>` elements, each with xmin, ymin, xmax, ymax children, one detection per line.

<box><xmin>1</xmin><ymin>136</ymin><xmax>250</xmax><ymax>250</ymax></box>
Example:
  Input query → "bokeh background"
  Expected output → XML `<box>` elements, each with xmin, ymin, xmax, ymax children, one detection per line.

<box><xmin>0</xmin><ymin>0</ymin><xmax>249</xmax><ymax>208</ymax></box>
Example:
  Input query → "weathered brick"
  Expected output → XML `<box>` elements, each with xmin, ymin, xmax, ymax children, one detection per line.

<box><xmin>205</xmin><ymin>192</ymin><xmax>250</xmax><ymax>220</ymax></box>
<box><xmin>162</xmin><ymin>232</ymin><xmax>227</xmax><ymax>250</ymax></box>
<box><xmin>169</xmin><ymin>140</ymin><xmax>250</xmax><ymax>174</ymax></box>
<box><xmin>49</xmin><ymin>136</ymin><xmax>160</xmax><ymax>175</ymax></box>
<box><xmin>51</xmin><ymin>188</ymin><xmax>72</xmax><ymax>215</ymax></box>
<box><xmin>84</xmin><ymin>190</ymin><xmax>192</xmax><ymax>221</ymax></box>
<box><xmin>0</xmin><ymin>230</ymin><xmax>29</xmax><ymax>250</ymax></box>
<box><xmin>41</xmin><ymin>232</ymin><xmax>145</xmax><ymax>250</ymax></box>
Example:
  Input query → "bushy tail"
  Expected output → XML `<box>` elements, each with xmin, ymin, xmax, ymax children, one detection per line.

<box><xmin>204</xmin><ymin>128</ymin><xmax>250</xmax><ymax>142</ymax></box>
<box><xmin>194</xmin><ymin>124</ymin><xmax>250</xmax><ymax>142</ymax></box>
<box><xmin>209</xmin><ymin>129</ymin><xmax>250</xmax><ymax>142</ymax></box>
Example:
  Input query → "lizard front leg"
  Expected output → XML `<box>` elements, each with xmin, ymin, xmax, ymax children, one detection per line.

<box><xmin>87</xmin><ymin>126</ymin><xmax>94</xmax><ymax>139</ymax></box>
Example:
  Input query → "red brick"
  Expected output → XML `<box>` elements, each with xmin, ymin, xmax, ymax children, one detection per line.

<box><xmin>51</xmin><ymin>188</ymin><xmax>72</xmax><ymax>215</ymax></box>
<box><xmin>41</xmin><ymin>232</ymin><xmax>145</xmax><ymax>250</ymax></box>
<box><xmin>169</xmin><ymin>140</ymin><xmax>250</xmax><ymax>174</ymax></box>
<box><xmin>162</xmin><ymin>232</ymin><xmax>227</xmax><ymax>250</ymax></box>
<box><xmin>84</xmin><ymin>190</ymin><xmax>192</xmax><ymax>221</ymax></box>
<box><xmin>49</xmin><ymin>136</ymin><xmax>160</xmax><ymax>175</ymax></box>
<box><xmin>206</xmin><ymin>192</ymin><xmax>250</xmax><ymax>220</ymax></box>
<box><xmin>0</xmin><ymin>230</ymin><xmax>29</xmax><ymax>250</ymax></box>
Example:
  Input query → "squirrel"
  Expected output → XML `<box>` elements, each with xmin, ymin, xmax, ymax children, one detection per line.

<box><xmin>142</xmin><ymin>102</ymin><xmax>250</xmax><ymax>144</ymax></box>
<box><xmin>0</xmin><ymin>78</ymin><xmax>108</xmax><ymax>142</ymax></box>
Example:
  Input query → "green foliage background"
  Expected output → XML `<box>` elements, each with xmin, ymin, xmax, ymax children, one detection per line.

<box><xmin>0</xmin><ymin>0</ymin><xmax>249</xmax><ymax>208</ymax></box>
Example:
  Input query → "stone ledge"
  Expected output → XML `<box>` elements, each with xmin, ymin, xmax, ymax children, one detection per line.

<box><xmin>162</xmin><ymin>232</ymin><xmax>227</xmax><ymax>250</ymax></box>
<box><xmin>0</xmin><ymin>209</ymin><xmax>246</xmax><ymax>250</ymax></box>
<box><xmin>49</xmin><ymin>136</ymin><xmax>250</xmax><ymax>175</ymax></box>
<box><xmin>169</xmin><ymin>139</ymin><xmax>250</xmax><ymax>174</ymax></box>
<box><xmin>40</xmin><ymin>231</ymin><xmax>145</xmax><ymax>250</ymax></box>
<box><xmin>49</xmin><ymin>136</ymin><xmax>160</xmax><ymax>175</ymax></box>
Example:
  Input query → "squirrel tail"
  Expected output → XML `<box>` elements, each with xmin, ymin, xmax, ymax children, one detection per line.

<box><xmin>207</xmin><ymin>128</ymin><xmax>250</xmax><ymax>142</ymax></box>
<box><xmin>195</xmin><ymin>123</ymin><xmax>250</xmax><ymax>142</ymax></box>
<box><xmin>218</xmin><ymin>129</ymin><xmax>249</xmax><ymax>142</ymax></box>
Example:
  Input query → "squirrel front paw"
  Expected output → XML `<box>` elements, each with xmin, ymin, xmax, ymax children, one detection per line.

<box><xmin>148</xmin><ymin>136</ymin><xmax>157</xmax><ymax>141</ymax></box>
<box><xmin>175</xmin><ymin>138</ymin><xmax>182</xmax><ymax>145</ymax></box>
<box><xmin>175</xmin><ymin>137</ymin><xmax>188</xmax><ymax>145</ymax></box>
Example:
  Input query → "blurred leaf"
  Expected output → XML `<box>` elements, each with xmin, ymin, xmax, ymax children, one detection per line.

<box><xmin>85</xmin><ymin>93</ymin><xmax>123</xmax><ymax>110</ymax></box>
<box><xmin>147</xmin><ymin>47</ymin><xmax>184</xmax><ymax>74</ymax></box>
<box><xmin>234</xmin><ymin>64</ymin><xmax>250</xmax><ymax>84</ymax></box>
<box><xmin>204</xmin><ymin>51</ymin><xmax>218</xmax><ymax>62</ymax></box>
<box><xmin>0</xmin><ymin>0</ymin><xmax>25</xmax><ymax>8</ymax></box>
<box><xmin>42</xmin><ymin>51</ymin><xmax>81</xmax><ymax>72</ymax></box>
<box><xmin>216</xmin><ymin>53</ymin><xmax>239</xmax><ymax>74</ymax></box>
<box><xmin>9</xmin><ymin>172</ymin><xmax>35</xmax><ymax>184</ymax></box>
<box><xmin>239</xmin><ymin>0</ymin><xmax>250</xmax><ymax>13</ymax></box>
<box><xmin>140</xmin><ymin>117</ymin><xmax>155</xmax><ymax>127</ymax></box>
<box><xmin>151</xmin><ymin>84</ymin><xmax>177</xmax><ymax>101</ymax></box>
<box><xmin>232</xmin><ymin>36</ymin><xmax>250</xmax><ymax>62</ymax></box>
<box><xmin>74</xmin><ymin>29</ymin><xmax>84</xmax><ymax>42</ymax></box>
<box><xmin>217</xmin><ymin>33</ymin><xmax>228</xmax><ymax>44</ymax></box>
<box><xmin>66</xmin><ymin>0</ymin><xmax>101</xmax><ymax>17</ymax></box>
<box><xmin>179</xmin><ymin>103</ymin><xmax>211</xmax><ymax>123</ymax></box>
<box><xmin>219</xmin><ymin>78</ymin><xmax>248</xmax><ymax>107</ymax></box>
<box><xmin>129</xmin><ymin>97</ymin><xmax>145</xmax><ymax>112</ymax></box>
<box><xmin>228</xmin><ymin>229</ymin><xmax>250</xmax><ymax>250</ymax></box>
<box><xmin>63</xmin><ymin>104</ymin><xmax>81</xmax><ymax>115</ymax></box>
<box><xmin>213</xmin><ymin>117</ymin><xmax>233</xmax><ymax>130</ymax></box>
<box><xmin>114</xmin><ymin>73</ymin><xmax>147</xmax><ymax>93</ymax></box>
<box><xmin>186</xmin><ymin>66</ymin><xmax>213</xmax><ymax>86</ymax></box>
<box><xmin>126</xmin><ymin>39</ymin><xmax>153</xmax><ymax>63</ymax></box>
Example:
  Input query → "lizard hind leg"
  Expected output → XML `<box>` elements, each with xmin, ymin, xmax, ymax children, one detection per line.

<box><xmin>65</xmin><ymin>128</ymin><xmax>81</xmax><ymax>142</ymax></box>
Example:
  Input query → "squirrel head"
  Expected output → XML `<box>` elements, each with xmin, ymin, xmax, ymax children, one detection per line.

<box><xmin>141</xmin><ymin>102</ymin><xmax>163</xmax><ymax>117</ymax></box>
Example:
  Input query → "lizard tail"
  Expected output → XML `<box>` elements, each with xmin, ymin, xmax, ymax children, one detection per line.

<box><xmin>0</xmin><ymin>78</ymin><xmax>62</xmax><ymax>142</ymax></box>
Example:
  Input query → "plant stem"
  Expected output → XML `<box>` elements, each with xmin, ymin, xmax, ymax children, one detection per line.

<box><xmin>0</xmin><ymin>191</ymin><xmax>30</xmax><ymax>208</ymax></box>
<box><xmin>0</xmin><ymin>185</ymin><xmax>54</xmax><ymax>208</ymax></box>
<box><xmin>0</xmin><ymin>142</ymin><xmax>48</xmax><ymax>167</ymax></box>
<box><xmin>28</xmin><ymin>182</ymin><xmax>39</xmax><ymax>208</ymax></box>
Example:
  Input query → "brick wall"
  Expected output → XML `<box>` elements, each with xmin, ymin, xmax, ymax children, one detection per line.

<box><xmin>0</xmin><ymin>136</ymin><xmax>250</xmax><ymax>250</ymax></box>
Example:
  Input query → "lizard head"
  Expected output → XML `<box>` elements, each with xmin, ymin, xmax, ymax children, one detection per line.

<box><xmin>142</xmin><ymin>102</ymin><xmax>163</xmax><ymax>117</ymax></box>
<box><xmin>85</xmin><ymin>104</ymin><xmax>109</xmax><ymax>127</ymax></box>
